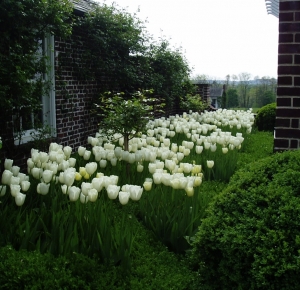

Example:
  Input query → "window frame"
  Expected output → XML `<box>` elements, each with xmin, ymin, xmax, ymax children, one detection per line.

<box><xmin>13</xmin><ymin>35</ymin><xmax>56</xmax><ymax>145</ymax></box>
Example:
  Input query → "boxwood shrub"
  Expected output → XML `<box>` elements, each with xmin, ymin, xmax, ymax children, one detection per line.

<box><xmin>190</xmin><ymin>149</ymin><xmax>300</xmax><ymax>290</ymax></box>
<box><xmin>254</xmin><ymin>102</ymin><xmax>276</xmax><ymax>132</ymax></box>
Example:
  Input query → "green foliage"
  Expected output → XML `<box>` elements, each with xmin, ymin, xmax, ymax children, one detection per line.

<box><xmin>75</xmin><ymin>3</ymin><xmax>149</xmax><ymax>91</ymax></box>
<box><xmin>226</xmin><ymin>88</ymin><xmax>239</xmax><ymax>108</ymax></box>
<box><xmin>145</xmin><ymin>41</ymin><xmax>191</xmax><ymax>109</ymax></box>
<box><xmin>0</xmin><ymin>212</ymin><xmax>195</xmax><ymax>290</ymax></box>
<box><xmin>94</xmin><ymin>90</ymin><xmax>164</xmax><ymax>150</ymax></box>
<box><xmin>255</xmin><ymin>102</ymin><xmax>276</xmax><ymax>131</ymax></box>
<box><xmin>0</xmin><ymin>0</ymin><xmax>73</xmax><ymax>112</ymax></box>
<box><xmin>180</xmin><ymin>93</ymin><xmax>207</xmax><ymax>112</ymax></box>
<box><xmin>138</xmin><ymin>181</ymin><xmax>226</xmax><ymax>254</ymax></box>
<box><xmin>190</xmin><ymin>150</ymin><xmax>300</xmax><ymax>289</ymax></box>
<box><xmin>0</xmin><ymin>246</ymin><xmax>87</xmax><ymax>290</ymax></box>
<box><xmin>0</xmin><ymin>182</ymin><xmax>136</xmax><ymax>268</ymax></box>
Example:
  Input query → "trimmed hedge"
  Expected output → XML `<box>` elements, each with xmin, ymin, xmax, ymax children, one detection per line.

<box><xmin>190</xmin><ymin>149</ymin><xmax>300</xmax><ymax>290</ymax></box>
<box><xmin>254</xmin><ymin>103</ymin><xmax>276</xmax><ymax>132</ymax></box>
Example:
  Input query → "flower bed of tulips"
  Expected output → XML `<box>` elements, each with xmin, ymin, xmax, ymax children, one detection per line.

<box><xmin>0</xmin><ymin>108</ymin><xmax>255</xmax><ymax>266</ymax></box>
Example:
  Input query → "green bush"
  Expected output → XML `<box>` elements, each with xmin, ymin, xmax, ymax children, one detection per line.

<box><xmin>190</xmin><ymin>150</ymin><xmax>300</xmax><ymax>290</ymax></box>
<box><xmin>254</xmin><ymin>102</ymin><xmax>276</xmax><ymax>131</ymax></box>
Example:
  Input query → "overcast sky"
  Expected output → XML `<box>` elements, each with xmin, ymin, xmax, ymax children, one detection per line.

<box><xmin>96</xmin><ymin>0</ymin><xmax>279</xmax><ymax>80</ymax></box>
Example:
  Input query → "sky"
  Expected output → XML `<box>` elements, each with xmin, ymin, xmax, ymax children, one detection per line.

<box><xmin>96</xmin><ymin>0</ymin><xmax>279</xmax><ymax>80</ymax></box>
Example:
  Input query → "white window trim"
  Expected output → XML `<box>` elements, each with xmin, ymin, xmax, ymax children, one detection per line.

<box><xmin>14</xmin><ymin>35</ymin><xmax>56</xmax><ymax>145</ymax></box>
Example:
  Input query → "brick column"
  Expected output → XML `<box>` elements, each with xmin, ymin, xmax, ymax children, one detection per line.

<box><xmin>275</xmin><ymin>0</ymin><xmax>300</xmax><ymax>151</ymax></box>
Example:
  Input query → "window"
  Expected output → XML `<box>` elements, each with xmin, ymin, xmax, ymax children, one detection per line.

<box><xmin>13</xmin><ymin>35</ymin><xmax>56</xmax><ymax>145</ymax></box>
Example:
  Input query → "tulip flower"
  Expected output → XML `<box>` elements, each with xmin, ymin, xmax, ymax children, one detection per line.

<box><xmin>21</xmin><ymin>181</ymin><xmax>30</xmax><ymax>192</ymax></box>
<box><xmin>2</xmin><ymin>170</ymin><xmax>13</xmax><ymax>185</ymax></box>
<box><xmin>106</xmin><ymin>184</ymin><xmax>120</xmax><ymax>199</ymax></box>
<box><xmin>37</xmin><ymin>183</ymin><xmax>50</xmax><ymax>195</ymax></box>
<box><xmin>15</xmin><ymin>192</ymin><xmax>26</xmax><ymax>206</ymax></box>
<box><xmin>11</xmin><ymin>166</ymin><xmax>20</xmax><ymax>177</ymax></box>
<box><xmin>27</xmin><ymin>158</ymin><xmax>35</xmax><ymax>169</ymax></box>
<box><xmin>10</xmin><ymin>184</ymin><xmax>21</xmax><ymax>197</ymax></box>
<box><xmin>88</xmin><ymin>188</ymin><xmax>98</xmax><ymax>202</ymax></box>
<box><xmin>99</xmin><ymin>160</ymin><xmax>107</xmax><ymax>168</ymax></box>
<box><xmin>81</xmin><ymin>182</ymin><xmax>92</xmax><ymax>196</ymax></box>
<box><xmin>83</xmin><ymin>150</ymin><xmax>91</xmax><ymax>160</ymax></box>
<box><xmin>129</xmin><ymin>185</ymin><xmax>143</xmax><ymax>201</ymax></box>
<box><xmin>222</xmin><ymin>147</ymin><xmax>229</xmax><ymax>154</ymax></box>
<box><xmin>4</xmin><ymin>159</ymin><xmax>13</xmax><ymax>170</ymax></box>
<box><xmin>79</xmin><ymin>167</ymin><xmax>87</xmax><ymax>177</ymax></box>
<box><xmin>185</xmin><ymin>186</ymin><xmax>194</xmax><ymax>197</ymax></box>
<box><xmin>0</xmin><ymin>185</ymin><xmax>6</xmax><ymax>196</ymax></box>
<box><xmin>42</xmin><ymin>170</ymin><xmax>54</xmax><ymax>183</ymax></box>
<box><xmin>31</xmin><ymin>167</ymin><xmax>42</xmax><ymax>180</ymax></box>
<box><xmin>119</xmin><ymin>191</ymin><xmax>130</xmax><ymax>205</ymax></box>
<box><xmin>110</xmin><ymin>157</ymin><xmax>117</xmax><ymax>166</ymax></box>
<box><xmin>63</xmin><ymin>170</ymin><xmax>75</xmax><ymax>187</ymax></box>
<box><xmin>10</xmin><ymin>176</ymin><xmax>20</xmax><ymax>185</ymax></box>
<box><xmin>39</xmin><ymin>152</ymin><xmax>49</xmax><ymax>163</ymax></box>
<box><xmin>68</xmin><ymin>186</ymin><xmax>80</xmax><ymax>202</ymax></box>
<box><xmin>85</xmin><ymin>162</ymin><xmax>97</xmax><ymax>176</ymax></box>
<box><xmin>207</xmin><ymin>160</ymin><xmax>214</xmax><ymax>169</ymax></box>
<box><xmin>137</xmin><ymin>163</ymin><xmax>144</xmax><ymax>172</ymax></box>
<box><xmin>80</xmin><ymin>192</ymin><xmax>89</xmax><ymax>204</ymax></box>
<box><xmin>91</xmin><ymin>177</ymin><xmax>104</xmax><ymax>192</ymax></box>
<box><xmin>68</xmin><ymin>157</ymin><xmax>76</xmax><ymax>167</ymax></box>
<box><xmin>143</xmin><ymin>178</ymin><xmax>153</xmax><ymax>191</ymax></box>
<box><xmin>78</xmin><ymin>146</ymin><xmax>86</xmax><ymax>156</ymax></box>
<box><xmin>75</xmin><ymin>172</ymin><xmax>82</xmax><ymax>181</ymax></box>
<box><xmin>61</xmin><ymin>184</ymin><xmax>68</xmax><ymax>194</ymax></box>
<box><xmin>63</xmin><ymin>146</ymin><xmax>72</xmax><ymax>158</ymax></box>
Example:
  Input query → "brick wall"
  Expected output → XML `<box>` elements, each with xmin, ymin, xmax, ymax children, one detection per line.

<box><xmin>275</xmin><ymin>0</ymin><xmax>300</xmax><ymax>151</ymax></box>
<box><xmin>54</xmin><ymin>25</ymin><xmax>102</xmax><ymax>152</ymax></box>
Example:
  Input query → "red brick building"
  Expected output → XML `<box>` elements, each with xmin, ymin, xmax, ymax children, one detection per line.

<box><xmin>266</xmin><ymin>0</ymin><xmax>300</xmax><ymax>151</ymax></box>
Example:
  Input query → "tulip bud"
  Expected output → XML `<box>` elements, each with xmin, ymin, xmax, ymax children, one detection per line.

<box><xmin>0</xmin><ymin>185</ymin><xmax>6</xmax><ymax>196</ymax></box>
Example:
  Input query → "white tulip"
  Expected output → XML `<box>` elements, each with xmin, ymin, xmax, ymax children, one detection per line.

<box><xmin>10</xmin><ymin>184</ymin><xmax>21</xmax><ymax>197</ymax></box>
<box><xmin>37</xmin><ymin>182</ymin><xmax>50</xmax><ymax>195</ymax></box>
<box><xmin>2</xmin><ymin>170</ymin><xmax>13</xmax><ymax>185</ymax></box>
<box><xmin>88</xmin><ymin>188</ymin><xmax>98</xmax><ymax>202</ymax></box>
<box><xmin>18</xmin><ymin>177</ymin><xmax>29</xmax><ymax>190</ymax></box>
<box><xmin>4</xmin><ymin>159</ymin><xmax>13</xmax><ymax>170</ymax></box>
<box><xmin>106</xmin><ymin>184</ymin><xmax>120</xmax><ymax>199</ymax></box>
<box><xmin>15</xmin><ymin>192</ymin><xmax>26</xmax><ymax>206</ymax></box>
<box><xmin>68</xmin><ymin>186</ymin><xmax>80</xmax><ymax>202</ymax></box>
<box><xmin>119</xmin><ymin>191</ymin><xmax>130</xmax><ymax>205</ymax></box>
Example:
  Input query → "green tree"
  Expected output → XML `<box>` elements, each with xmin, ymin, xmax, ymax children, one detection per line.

<box><xmin>226</xmin><ymin>88</ymin><xmax>239</xmax><ymax>108</ymax></box>
<box><xmin>0</xmin><ymin>0</ymin><xmax>73</xmax><ymax>112</ymax></box>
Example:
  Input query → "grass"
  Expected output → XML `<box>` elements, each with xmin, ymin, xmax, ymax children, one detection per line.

<box><xmin>0</xmin><ymin>129</ymin><xmax>274</xmax><ymax>289</ymax></box>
